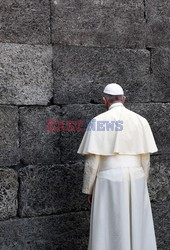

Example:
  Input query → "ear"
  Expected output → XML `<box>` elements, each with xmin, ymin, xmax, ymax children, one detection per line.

<box><xmin>103</xmin><ymin>96</ymin><xmax>107</xmax><ymax>105</ymax></box>
<box><xmin>122</xmin><ymin>96</ymin><xmax>126</xmax><ymax>103</ymax></box>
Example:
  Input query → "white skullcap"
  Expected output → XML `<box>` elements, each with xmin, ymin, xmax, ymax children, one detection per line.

<box><xmin>103</xmin><ymin>83</ymin><xmax>124</xmax><ymax>95</ymax></box>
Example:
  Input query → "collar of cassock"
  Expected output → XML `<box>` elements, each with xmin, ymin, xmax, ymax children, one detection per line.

<box><xmin>109</xmin><ymin>102</ymin><xmax>124</xmax><ymax>110</ymax></box>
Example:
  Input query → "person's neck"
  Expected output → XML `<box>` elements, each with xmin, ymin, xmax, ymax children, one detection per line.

<box><xmin>109</xmin><ymin>101</ymin><xmax>123</xmax><ymax>107</ymax></box>
<box><xmin>108</xmin><ymin>102</ymin><xmax>124</xmax><ymax>110</ymax></box>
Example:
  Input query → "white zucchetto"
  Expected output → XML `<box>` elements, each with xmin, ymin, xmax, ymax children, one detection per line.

<box><xmin>103</xmin><ymin>83</ymin><xmax>124</xmax><ymax>95</ymax></box>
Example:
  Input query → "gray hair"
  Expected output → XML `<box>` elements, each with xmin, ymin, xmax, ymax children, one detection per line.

<box><xmin>103</xmin><ymin>93</ymin><xmax>124</xmax><ymax>104</ymax></box>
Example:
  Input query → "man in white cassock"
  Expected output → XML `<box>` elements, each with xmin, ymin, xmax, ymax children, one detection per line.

<box><xmin>77</xmin><ymin>83</ymin><xmax>158</xmax><ymax>250</ymax></box>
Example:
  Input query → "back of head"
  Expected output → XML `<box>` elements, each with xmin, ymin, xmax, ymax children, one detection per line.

<box><xmin>103</xmin><ymin>83</ymin><xmax>125</xmax><ymax>106</ymax></box>
<box><xmin>103</xmin><ymin>83</ymin><xmax>124</xmax><ymax>96</ymax></box>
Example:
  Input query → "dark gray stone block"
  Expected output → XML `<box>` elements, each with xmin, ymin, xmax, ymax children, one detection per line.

<box><xmin>0</xmin><ymin>211</ymin><xmax>90</xmax><ymax>250</ymax></box>
<box><xmin>146</xmin><ymin>0</ymin><xmax>170</xmax><ymax>48</ymax></box>
<box><xmin>151</xmin><ymin>49</ymin><xmax>170</xmax><ymax>102</ymax></box>
<box><xmin>0</xmin><ymin>43</ymin><xmax>53</xmax><ymax>105</ymax></box>
<box><xmin>18</xmin><ymin>163</ymin><xmax>90</xmax><ymax>217</ymax></box>
<box><xmin>0</xmin><ymin>106</ymin><xmax>20</xmax><ymax>167</ymax></box>
<box><xmin>20</xmin><ymin>106</ymin><xmax>61</xmax><ymax>165</ymax></box>
<box><xmin>51</xmin><ymin>0</ymin><xmax>145</xmax><ymax>48</ymax></box>
<box><xmin>152</xmin><ymin>201</ymin><xmax>170</xmax><ymax>249</ymax></box>
<box><xmin>0</xmin><ymin>168</ymin><xmax>18</xmax><ymax>221</ymax></box>
<box><xmin>60</xmin><ymin>104</ymin><xmax>105</xmax><ymax>162</ymax></box>
<box><xmin>0</xmin><ymin>0</ymin><xmax>51</xmax><ymax>44</ymax></box>
<box><xmin>149</xmin><ymin>154</ymin><xmax>170</xmax><ymax>202</ymax></box>
<box><xmin>127</xmin><ymin>103</ymin><xmax>170</xmax><ymax>154</ymax></box>
<box><xmin>53</xmin><ymin>46</ymin><xmax>150</xmax><ymax>104</ymax></box>
<box><xmin>52</xmin><ymin>0</ymin><xmax>144</xmax><ymax>7</ymax></box>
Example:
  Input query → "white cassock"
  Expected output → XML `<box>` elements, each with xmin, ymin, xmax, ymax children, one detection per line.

<box><xmin>77</xmin><ymin>102</ymin><xmax>158</xmax><ymax>250</ymax></box>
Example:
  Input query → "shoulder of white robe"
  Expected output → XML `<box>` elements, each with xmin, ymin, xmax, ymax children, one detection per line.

<box><xmin>77</xmin><ymin>127</ymin><xmax>92</xmax><ymax>154</ymax></box>
<box><xmin>144</xmin><ymin>118</ymin><xmax>158</xmax><ymax>153</ymax></box>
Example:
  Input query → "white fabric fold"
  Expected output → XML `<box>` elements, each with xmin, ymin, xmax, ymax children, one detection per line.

<box><xmin>140</xmin><ymin>153</ymin><xmax>150</xmax><ymax>181</ymax></box>
<box><xmin>82</xmin><ymin>154</ymin><xmax>152</xmax><ymax>196</ymax></box>
<box><xmin>82</xmin><ymin>154</ymin><xmax>100</xmax><ymax>194</ymax></box>
<box><xmin>87</xmin><ymin>159</ymin><xmax>157</xmax><ymax>250</ymax></box>
<box><xmin>77</xmin><ymin>103</ymin><xmax>158</xmax><ymax>155</ymax></box>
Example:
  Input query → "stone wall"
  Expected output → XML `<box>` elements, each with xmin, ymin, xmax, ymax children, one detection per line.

<box><xmin>0</xmin><ymin>0</ymin><xmax>169</xmax><ymax>249</ymax></box>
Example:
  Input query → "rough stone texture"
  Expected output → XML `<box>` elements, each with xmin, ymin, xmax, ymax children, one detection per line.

<box><xmin>0</xmin><ymin>43</ymin><xmax>53</xmax><ymax>105</ymax></box>
<box><xmin>53</xmin><ymin>46</ymin><xmax>150</xmax><ymax>104</ymax></box>
<box><xmin>127</xmin><ymin>103</ymin><xmax>170</xmax><ymax>154</ymax></box>
<box><xmin>52</xmin><ymin>0</ymin><xmax>143</xmax><ymax>7</ymax></box>
<box><xmin>151</xmin><ymin>49</ymin><xmax>170</xmax><ymax>102</ymax></box>
<box><xmin>146</xmin><ymin>0</ymin><xmax>170</xmax><ymax>48</ymax></box>
<box><xmin>18</xmin><ymin>163</ymin><xmax>90</xmax><ymax>217</ymax></box>
<box><xmin>152</xmin><ymin>201</ymin><xmax>170</xmax><ymax>249</ymax></box>
<box><xmin>149</xmin><ymin>154</ymin><xmax>170</xmax><ymax>202</ymax></box>
<box><xmin>0</xmin><ymin>211</ymin><xmax>90</xmax><ymax>250</ymax></box>
<box><xmin>0</xmin><ymin>168</ymin><xmax>18</xmax><ymax>221</ymax></box>
<box><xmin>0</xmin><ymin>106</ymin><xmax>20</xmax><ymax>167</ymax></box>
<box><xmin>20</xmin><ymin>106</ymin><xmax>61</xmax><ymax>165</ymax></box>
<box><xmin>60</xmin><ymin>104</ymin><xmax>104</xmax><ymax>162</ymax></box>
<box><xmin>0</xmin><ymin>203</ymin><xmax>168</xmax><ymax>250</ymax></box>
<box><xmin>0</xmin><ymin>0</ymin><xmax>51</xmax><ymax>44</ymax></box>
<box><xmin>51</xmin><ymin>0</ymin><xmax>145</xmax><ymax>48</ymax></box>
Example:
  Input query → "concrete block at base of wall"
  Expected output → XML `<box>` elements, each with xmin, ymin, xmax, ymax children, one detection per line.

<box><xmin>0</xmin><ymin>0</ymin><xmax>51</xmax><ymax>44</ymax></box>
<box><xmin>0</xmin><ymin>168</ymin><xmax>18</xmax><ymax>221</ymax></box>
<box><xmin>0</xmin><ymin>43</ymin><xmax>53</xmax><ymax>105</ymax></box>
<box><xmin>0</xmin><ymin>202</ymin><xmax>168</xmax><ymax>249</ymax></box>
<box><xmin>0</xmin><ymin>211</ymin><xmax>90</xmax><ymax>250</ymax></box>
<box><xmin>0</xmin><ymin>106</ymin><xmax>20</xmax><ymax>167</ymax></box>
<box><xmin>51</xmin><ymin>0</ymin><xmax>145</xmax><ymax>48</ymax></box>
<box><xmin>53</xmin><ymin>46</ymin><xmax>150</xmax><ymax>104</ymax></box>
<box><xmin>20</xmin><ymin>106</ymin><xmax>61</xmax><ymax>165</ymax></box>
<box><xmin>18</xmin><ymin>163</ymin><xmax>90</xmax><ymax>217</ymax></box>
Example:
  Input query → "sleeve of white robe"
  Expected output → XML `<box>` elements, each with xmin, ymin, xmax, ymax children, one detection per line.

<box><xmin>82</xmin><ymin>154</ymin><xmax>100</xmax><ymax>195</ymax></box>
<box><xmin>140</xmin><ymin>153</ymin><xmax>151</xmax><ymax>181</ymax></box>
